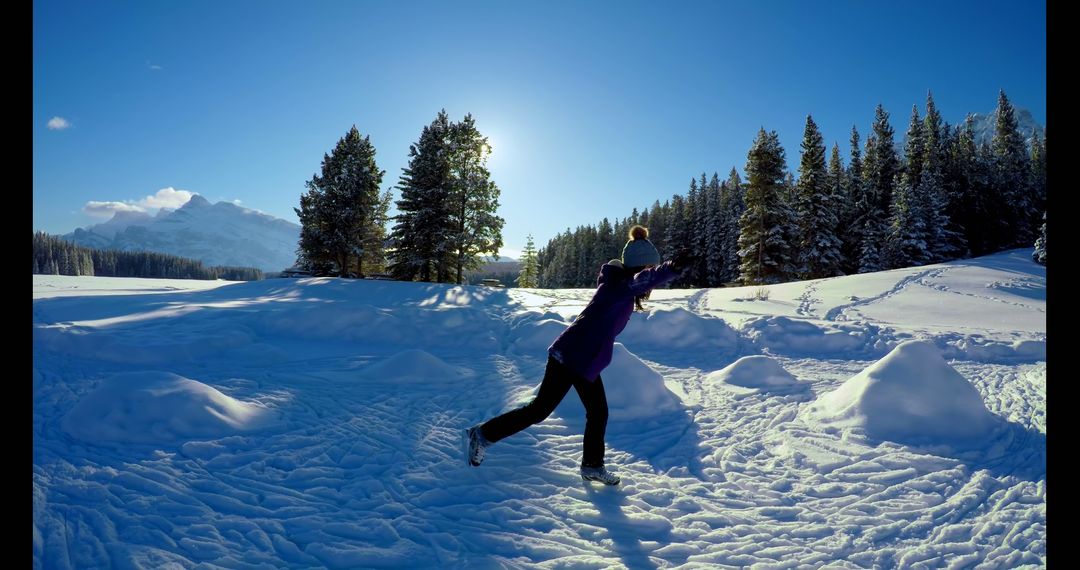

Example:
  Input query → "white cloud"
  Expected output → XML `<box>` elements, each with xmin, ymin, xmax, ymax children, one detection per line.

<box><xmin>149</xmin><ymin>64</ymin><xmax>163</xmax><ymax>71</ymax></box>
<box><xmin>47</xmin><ymin>117</ymin><xmax>71</xmax><ymax>130</ymax></box>
<box><xmin>137</xmin><ymin>187</ymin><xmax>194</xmax><ymax>209</ymax></box>
<box><xmin>82</xmin><ymin>201</ymin><xmax>145</xmax><ymax>219</ymax></box>
<box><xmin>82</xmin><ymin>187</ymin><xmax>197</xmax><ymax>219</ymax></box>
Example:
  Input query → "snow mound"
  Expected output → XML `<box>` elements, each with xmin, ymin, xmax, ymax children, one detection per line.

<box><xmin>802</xmin><ymin>340</ymin><xmax>1000</xmax><ymax>443</ymax></box>
<box><xmin>938</xmin><ymin>336</ymin><xmax>1046</xmax><ymax>363</ymax></box>
<box><xmin>358</xmin><ymin>349</ymin><xmax>471</xmax><ymax>382</ymax></box>
<box><xmin>742</xmin><ymin>316</ymin><xmax>889</xmax><ymax>357</ymax></box>
<box><xmin>620</xmin><ymin>307</ymin><xmax>739</xmax><ymax>350</ymax></box>
<box><xmin>602</xmin><ymin>344</ymin><xmax>683</xmax><ymax>420</ymax></box>
<box><xmin>707</xmin><ymin>356</ymin><xmax>800</xmax><ymax>390</ymax></box>
<box><xmin>62</xmin><ymin>372</ymin><xmax>279</xmax><ymax>444</ymax></box>
<box><xmin>510</xmin><ymin>318</ymin><xmax>569</xmax><ymax>354</ymax></box>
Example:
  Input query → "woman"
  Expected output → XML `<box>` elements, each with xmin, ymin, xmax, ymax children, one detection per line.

<box><xmin>464</xmin><ymin>225</ymin><xmax>690</xmax><ymax>485</ymax></box>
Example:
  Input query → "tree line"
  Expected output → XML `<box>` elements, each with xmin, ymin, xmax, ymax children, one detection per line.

<box><xmin>537</xmin><ymin>90</ymin><xmax>1046</xmax><ymax>288</ymax></box>
<box><xmin>295</xmin><ymin>110</ymin><xmax>504</xmax><ymax>283</ymax></box>
<box><xmin>33</xmin><ymin>232</ymin><xmax>264</xmax><ymax>281</ymax></box>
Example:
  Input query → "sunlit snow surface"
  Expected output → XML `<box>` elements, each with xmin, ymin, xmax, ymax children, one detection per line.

<box><xmin>33</xmin><ymin>250</ymin><xmax>1044</xmax><ymax>568</ymax></box>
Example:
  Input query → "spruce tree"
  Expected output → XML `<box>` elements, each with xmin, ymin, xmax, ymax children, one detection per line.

<box><xmin>445</xmin><ymin>114</ymin><xmax>505</xmax><ymax>284</ymax></box>
<box><xmin>840</xmin><ymin>126</ymin><xmax>865</xmax><ymax>273</ymax></box>
<box><xmin>667</xmin><ymin>194</ymin><xmax>691</xmax><ymax>264</ymax></box>
<box><xmin>516</xmin><ymin>234</ymin><xmax>540</xmax><ymax>287</ymax></box>
<box><xmin>857</xmin><ymin>105</ymin><xmax>900</xmax><ymax>272</ymax></box>
<box><xmin>705</xmin><ymin>173</ymin><xmax>724</xmax><ymax>285</ymax></box>
<box><xmin>296</xmin><ymin>125</ymin><xmax>386</xmax><ymax>277</ymax></box>
<box><xmin>721</xmin><ymin>168</ymin><xmax>746</xmax><ymax>283</ymax></box>
<box><xmin>389</xmin><ymin>111</ymin><xmax>453</xmax><ymax>281</ymax></box>
<box><xmin>885</xmin><ymin>105</ymin><xmax>930</xmax><ymax>268</ymax></box>
<box><xmin>738</xmin><ymin>128</ymin><xmax>792</xmax><ymax>284</ymax></box>
<box><xmin>794</xmin><ymin>115</ymin><xmax>843</xmax><ymax>278</ymax></box>
<box><xmin>992</xmin><ymin>90</ymin><xmax>1034</xmax><ymax>247</ymax></box>
<box><xmin>1032</xmin><ymin>213</ymin><xmax>1046</xmax><ymax>265</ymax></box>
<box><xmin>1030</xmin><ymin>129</ymin><xmax>1046</xmax><ymax>223</ymax></box>
<box><xmin>826</xmin><ymin>143</ymin><xmax>848</xmax><ymax>275</ymax></box>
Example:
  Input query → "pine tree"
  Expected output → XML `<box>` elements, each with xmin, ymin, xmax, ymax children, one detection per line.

<box><xmin>667</xmin><ymin>193</ymin><xmax>691</xmax><ymax>264</ymax></box>
<box><xmin>992</xmin><ymin>90</ymin><xmax>1034</xmax><ymax>247</ymax></box>
<box><xmin>839</xmin><ymin>126</ymin><xmax>865</xmax><ymax>273</ymax></box>
<box><xmin>296</xmin><ymin>125</ymin><xmax>387</xmax><ymax>277</ymax></box>
<box><xmin>826</xmin><ymin>143</ymin><xmax>848</xmax><ymax>275</ymax></box>
<box><xmin>857</xmin><ymin>105</ymin><xmax>900</xmax><ymax>273</ymax></box>
<box><xmin>516</xmin><ymin>234</ymin><xmax>540</xmax><ymax>287</ymax></box>
<box><xmin>922</xmin><ymin>93</ymin><xmax>964</xmax><ymax>261</ymax></box>
<box><xmin>1029</xmin><ymin>129</ymin><xmax>1046</xmax><ymax>236</ymax></box>
<box><xmin>738</xmin><ymin>128</ymin><xmax>793</xmax><ymax>284</ymax></box>
<box><xmin>705</xmin><ymin>173</ymin><xmax>724</xmax><ymax>285</ymax></box>
<box><xmin>679</xmin><ymin>178</ymin><xmax>703</xmax><ymax>286</ymax></box>
<box><xmin>594</xmin><ymin>218</ymin><xmax>616</xmax><ymax>263</ymax></box>
<box><xmin>885</xmin><ymin>105</ymin><xmax>930</xmax><ymax>268</ymax></box>
<box><xmin>948</xmin><ymin>116</ymin><xmax>987</xmax><ymax>255</ymax></box>
<box><xmin>1032</xmin><ymin>212</ymin><xmax>1046</xmax><ymax>265</ymax></box>
<box><xmin>654</xmin><ymin>200</ymin><xmax>672</xmax><ymax>255</ymax></box>
<box><xmin>389</xmin><ymin>110</ymin><xmax>454</xmax><ymax>281</ymax></box>
<box><xmin>445</xmin><ymin>114</ymin><xmax>505</xmax><ymax>284</ymax></box>
<box><xmin>721</xmin><ymin>168</ymin><xmax>746</xmax><ymax>283</ymax></box>
<box><xmin>794</xmin><ymin>115</ymin><xmax>843</xmax><ymax>279</ymax></box>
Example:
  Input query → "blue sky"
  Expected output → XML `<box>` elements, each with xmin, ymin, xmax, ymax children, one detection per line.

<box><xmin>34</xmin><ymin>0</ymin><xmax>1046</xmax><ymax>258</ymax></box>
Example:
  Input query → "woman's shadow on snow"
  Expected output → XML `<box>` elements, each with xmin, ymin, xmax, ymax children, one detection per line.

<box><xmin>581</xmin><ymin>482</ymin><xmax>661</xmax><ymax>570</ymax></box>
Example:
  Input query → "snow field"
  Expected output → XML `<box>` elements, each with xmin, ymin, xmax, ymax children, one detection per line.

<box><xmin>34</xmin><ymin>250</ymin><xmax>1045</xmax><ymax>568</ymax></box>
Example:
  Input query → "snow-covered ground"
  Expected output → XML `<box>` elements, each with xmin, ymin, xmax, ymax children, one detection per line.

<box><xmin>33</xmin><ymin>249</ymin><xmax>1045</xmax><ymax>569</ymax></box>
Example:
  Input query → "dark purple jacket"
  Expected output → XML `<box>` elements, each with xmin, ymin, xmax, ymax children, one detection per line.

<box><xmin>548</xmin><ymin>259</ymin><xmax>679</xmax><ymax>381</ymax></box>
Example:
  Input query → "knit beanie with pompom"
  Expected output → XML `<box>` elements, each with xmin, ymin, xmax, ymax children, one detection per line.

<box><xmin>621</xmin><ymin>225</ymin><xmax>661</xmax><ymax>268</ymax></box>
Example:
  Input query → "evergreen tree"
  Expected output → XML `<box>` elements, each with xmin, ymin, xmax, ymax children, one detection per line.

<box><xmin>885</xmin><ymin>105</ymin><xmax>930</xmax><ymax>268</ymax></box>
<box><xmin>923</xmin><ymin>93</ymin><xmax>963</xmax><ymax>261</ymax></box>
<box><xmin>678</xmin><ymin>177</ymin><xmax>703</xmax><ymax>286</ymax></box>
<box><xmin>648</xmin><ymin>200</ymin><xmax>668</xmax><ymax>254</ymax></box>
<box><xmin>839</xmin><ymin>126</ymin><xmax>865</xmax><ymax>273</ymax></box>
<box><xmin>705</xmin><ymin>173</ymin><xmax>724</xmax><ymax>285</ymax></box>
<box><xmin>667</xmin><ymin>193</ymin><xmax>691</xmax><ymax>263</ymax></box>
<box><xmin>949</xmin><ymin>116</ymin><xmax>988</xmax><ymax>255</ymax></box>
<box><xmin>738</xmin><ymin>128</ymin><xmax>793</xmax><ymax>284</ymax></box>
<box><xmin>721</xmin><ymin>168</ymin><xmax>746</xmax><ymax>283</ymax></box>
<box><xmin>389</xmin><ymin>110</ymin><xmax>454</xmax><ymax>281</ymax></box>
<box><xmin>992</xmin><ymin>90</ymin><xmax>1035</xmax><ymax>246</ymax></box>
<box><xmin>1029</xmin><ymin>129</ymin><xmax>1046</xmax><ymax>237</ymax></box>
<box><xmin>516</xmin><ymin>234</ymin><xmax>540</xmax><ymax>287</ymax></box>
<box><xmin>594</xmin><ymin>218</ymin><xmax>616</xmax><ymax>263</ymax></box>
<box><xmin>1032</xmin><ymin>212</ymin><xmax>1046</xmax><ymax>265</ymax></box>
<box><xmin>445</xmin><ymin>114</ymin><xmax>505</xmax><ymax>284</ymax></box>
<box><xmin>296</xmin><ymin>125</ymin><xmax>387</xmax><ymax>277</ymax></box>
<box><xmin>794</xmin><ymin>115</ymin><xmax>843</xmax><ymax>278</ymax></box>
<box><xmin>826</xmin><ymin>143</ymin><xmax>848</xmax><ymax>275</ymax></box>
<box><xmin>857</xmin><ymin>105</ymin><xmax>900</xmax><ymax>272</ymax></box>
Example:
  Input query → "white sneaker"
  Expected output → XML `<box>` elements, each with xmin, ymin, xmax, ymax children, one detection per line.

<box><xmin>580</xmin><ymin>465</ymin><xmax>620</xmax><ymax>485</ymax></box>
<box><xmin>464</xmin><ymin>426</ymin><xmax>488</xmax><ymax>467</ymax></box>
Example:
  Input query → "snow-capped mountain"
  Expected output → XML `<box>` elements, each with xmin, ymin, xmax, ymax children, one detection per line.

<box><xmin>64</xmin><ymin>195</ymin><xmax>301</xmax><ymax>271</ymax></box>
<box><xmin>968</xmin><ymin>106</ymin><xmax>1045</xmax><ymax>147</ymax></box>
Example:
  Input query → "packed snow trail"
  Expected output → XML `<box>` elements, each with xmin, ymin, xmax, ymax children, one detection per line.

<box><xmin>34</xmin><ymin>250</ymin><xmax>1045</xmax><ymax>568</ymax></box>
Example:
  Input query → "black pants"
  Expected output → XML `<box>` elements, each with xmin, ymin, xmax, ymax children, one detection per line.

<box><xmin>480</xmin><ymin>357</ymin><xmax>609</xmax><ymax>468</ymax></box>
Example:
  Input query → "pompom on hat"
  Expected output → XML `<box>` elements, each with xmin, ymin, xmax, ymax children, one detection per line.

<box><xmin>621</xmin><ymin>225</ymin><xmax>661</xmax><ymax>268</ymax></box>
